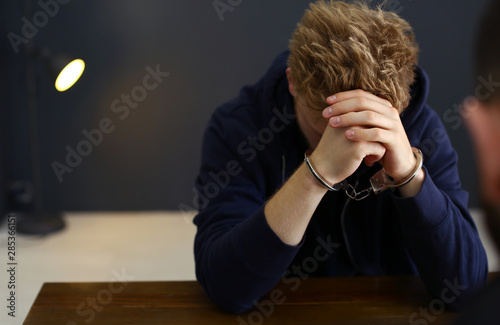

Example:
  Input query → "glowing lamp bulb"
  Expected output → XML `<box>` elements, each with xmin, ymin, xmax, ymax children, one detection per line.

<box><xmin>55</xmin><ymin>59</ymin><xmax>85</xmax><ymax>92</ymax></box>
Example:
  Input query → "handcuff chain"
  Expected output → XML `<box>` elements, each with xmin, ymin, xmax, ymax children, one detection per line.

<box><xmin>345</xmin><ymin>183</ymin><xmax>372</xmax><ymax>201</ymax></box>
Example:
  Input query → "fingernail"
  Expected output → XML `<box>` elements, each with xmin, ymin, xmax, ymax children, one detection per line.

<box><xmin>324</xmin><ymin>107</ymin><xmax>332</xmax><ymax>116</ymax></box>
<box><xmin>331</xmin><ymin>117</ymin><xmax>340</xmax><ymax>125</ymax></box>
<box><xmin>327</xmin><ymin>95</ymin><xmax>337</xmax><ymax>102</ymax></box>
<box><xmin>346</xmin><ymin>130</ymin><xmax>354</xmax><ymax>137</ymax></box>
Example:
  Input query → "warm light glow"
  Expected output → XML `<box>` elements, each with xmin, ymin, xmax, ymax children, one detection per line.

<box><xmin>55</xmin><ymin>59</ymin><xmax>85</xmax><ymax>92</ymax></box>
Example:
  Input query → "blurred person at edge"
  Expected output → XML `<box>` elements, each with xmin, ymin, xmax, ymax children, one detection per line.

<box><xmin>453</xmin><ymin>1</ymin><xmax>500</xmax><ymax>324</ymax></box>
<box><xmin>193</xmin><ymin>0</ymin><xmax>488</xmax><ymax>314</ymax></box>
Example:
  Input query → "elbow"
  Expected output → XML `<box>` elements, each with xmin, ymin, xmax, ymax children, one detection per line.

<box><xmin>199</xmin><ymin>278</ymin><xmax>255</xmax><ymax>314</ymax></box>
<box><xmin>442</xmin><ymin>269</ymin><xmax>489</xmax><ymax>312</ymax></box>
<box><xmin>196</xmin><ymin>267</ymin><xmax>255</xmax><ymax>315</ymax></box>
<box><xmin>217</xmin><ymin>300</ymin><xmax>255</xmax><ymax>315</ymax></box>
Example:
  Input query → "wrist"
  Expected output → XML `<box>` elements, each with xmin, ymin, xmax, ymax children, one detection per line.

<box><xmin>370</xmin><ymin>148</ymin><xmax>424</xmax><ymax>195</ymax></box>
<box><xmin>304</xmin><ymin>150</ymin><xmax>346</xmax><ymax>192</ymax></box>
<box><xmin>299</xmin><ymin>162</ymin><xmax>330</xmax><ymax>195</ymax></box>
<box><xmin>388</xmin><ymin>149</ymin><xmax>419</xmax><ymax>181</ymax></box>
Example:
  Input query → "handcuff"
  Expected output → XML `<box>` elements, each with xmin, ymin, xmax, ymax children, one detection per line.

<box><xmin>304</xmin><ymin>147</ymin><xmax>423</xmax><ymax>201</ymax></box>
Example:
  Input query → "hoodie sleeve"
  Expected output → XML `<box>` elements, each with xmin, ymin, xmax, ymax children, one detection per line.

<box><xmin>192</xmin><ymin>107</ymin><xmax>301</xmax><ymax>314</ymax></box>
<box><xmin>392</xmin><ymin>105</ymin><xmax>488</xmax><ymax>311</ymax></box>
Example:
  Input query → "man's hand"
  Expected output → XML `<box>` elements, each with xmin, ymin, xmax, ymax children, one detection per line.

<box><xmin>463</xmin><ymin>97</ymin><xmax>500</xmax><ymax>204</ymax></box>
<box><xmin>310</xmin><ymin>121</ymin><xmax>386</xmax><ymax>186</ymax></box>
<box><xmin>323</xmin><ymin>90</ymin><xmax>416</xmax><ymax>181</ymax></box>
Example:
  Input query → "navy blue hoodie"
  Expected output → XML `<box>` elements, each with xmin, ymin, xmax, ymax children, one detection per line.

<box><xmin>193</xmin><ymin>51</ymin><xmax>488</xmax><ymax>314</ymax></box>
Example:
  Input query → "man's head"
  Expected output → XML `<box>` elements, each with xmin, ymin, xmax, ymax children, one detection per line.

<box><xmin>475</xmin><ymin>0</ymin><xmax>500</xmax><ymax>103</ymax></box>
<box><xmin>472</xmin><ymin>0</ymin><xmax>500</xmax><ymax>251</ymax></box>
<box><xmin>287</xmin><ymin>0</ymin><xmax>419</xmax><ymax>114</ymax></box>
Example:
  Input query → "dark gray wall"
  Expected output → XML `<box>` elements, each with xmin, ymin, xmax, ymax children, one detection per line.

<box><xmin>1</xmin><ymin>0</ymin><xmax>491</xmax><ymax>212</ymax></box>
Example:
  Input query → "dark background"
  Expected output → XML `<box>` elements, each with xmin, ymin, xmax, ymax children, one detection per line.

<box><xmin>0</xmin><ymin>0</ymin><xmax>491</xmax><ymax>216</ymax></box>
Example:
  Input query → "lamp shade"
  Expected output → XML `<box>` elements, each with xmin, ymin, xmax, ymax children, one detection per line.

<box><xmin>39</xmin><ymin>48</ymin><xmax>85</xmax><ymax>92</ymax></box>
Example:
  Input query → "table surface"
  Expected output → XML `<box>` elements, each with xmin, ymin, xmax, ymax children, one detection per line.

<box><xmin>24</xmin><ymin>273</ymin><xmax>498</xmax><ymax>325</ymax></box>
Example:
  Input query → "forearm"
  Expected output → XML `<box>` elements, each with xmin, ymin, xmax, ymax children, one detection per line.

<box><xmin>264</xmin><ymin>162</ymin><xmax>328</xmax><ymax>246</ymax></box>
<box><xmin>404</xmin><ymin>217</ymin><xmax>487</xmax><ymax>310</ymax></box>
<box><xmin>195</xmin><ymin>205</ymin><xmax>302</xmax><ymax>314</ymax></box>
<box><xmin>395</xmin><ymin>173</ymin><xmax>488</xmax><ymax>309</ymax></box>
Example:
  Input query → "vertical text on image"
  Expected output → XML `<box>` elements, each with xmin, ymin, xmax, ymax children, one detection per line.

<box><xmin>6</xmin><ymin>214</ymin><xmax>17</xmax><ymax>318</ymax></box>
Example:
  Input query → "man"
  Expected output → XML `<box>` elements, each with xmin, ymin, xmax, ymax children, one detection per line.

<box><xmin>453</xmin><ymin>0</ymin><xmax>500</xmax><ymax>323</ymax></box>
<box><xmin>193</xmin><ymin>0</ymin><xmax>488</xmax><ymax>314</ymax></box>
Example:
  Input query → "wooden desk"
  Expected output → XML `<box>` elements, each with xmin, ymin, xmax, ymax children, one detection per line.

<box><xmin>23</xmin><ymin>274</ymin><xmax>475</xmax><ymax>325</ymax></box>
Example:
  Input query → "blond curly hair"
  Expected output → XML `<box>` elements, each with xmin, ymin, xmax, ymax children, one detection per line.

<box><xmin>288</xmin><ymin>0</ymin><xmax>419</xmax><ymax>113</ymax></box>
